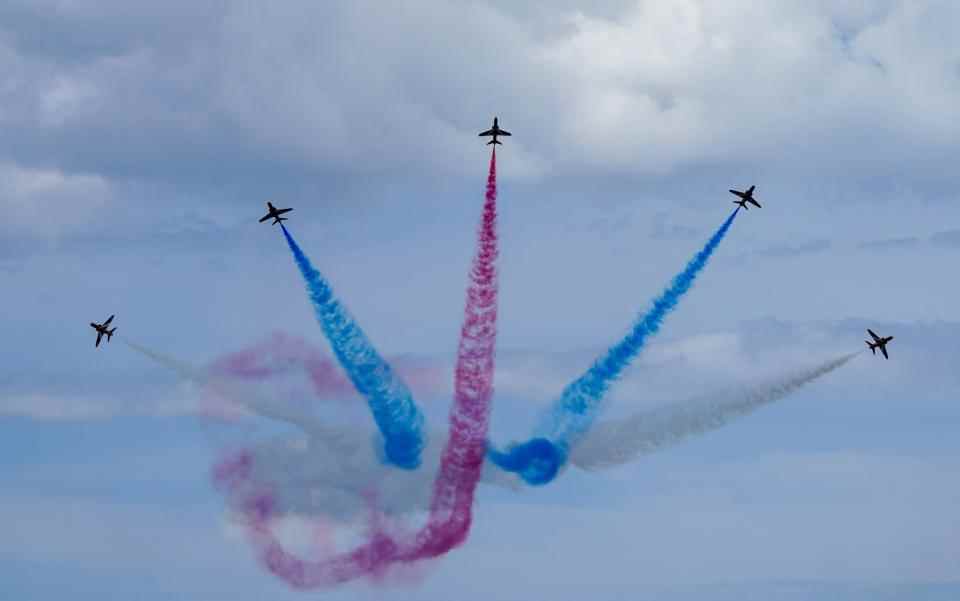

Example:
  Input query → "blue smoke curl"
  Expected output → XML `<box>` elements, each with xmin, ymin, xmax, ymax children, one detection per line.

<box><xmin>281</xmin><ymin>225</ymin><xmax>425</xmax><ymax>469</ymax></box>
<box><xmin>489</xmin><ymin>209</ymin><xmax>739</xmax><ymax>484</ymax></box>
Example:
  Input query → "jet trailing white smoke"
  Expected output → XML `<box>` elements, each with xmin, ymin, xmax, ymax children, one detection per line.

<box><xmin>569</xmin><ymin>351</ymin><xmax>861</xmax><ymax>470</ymax></box>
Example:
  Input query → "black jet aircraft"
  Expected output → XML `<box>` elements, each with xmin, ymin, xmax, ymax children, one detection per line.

<box><xmin>259</xmin><ymin>201</ymin><xmax>293</xmax><ymax>225</ymax></box>
<box><xmin>90</xmin><ymin>314</ymin><xmax>116</xmax><ymax>348</ymax></box>
<box><xmin>729</xmin><ymin>185</ymin><xmax>762</xmax><ymax>210</ymax></box>
<box><xmin>865</xmin><ymin>329</ymin><xmax>894</xmax><ymax>359</ymax></box>
<box><xmin>478</xmin><ymin>117</ymin><xmax>511</xmax><ymax>145</ymax></box>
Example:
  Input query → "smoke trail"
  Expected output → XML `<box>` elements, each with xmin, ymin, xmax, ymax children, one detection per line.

<box><xmin>226</xmin><ymin>427</ymin><xmax>521</xmax><ymax>524</ymax></box>
<box><xmin>123</xmin><ymin>339</ymin><xmax>205</xmax><ymax>382</ymax></box>
<box><xmin>217</xmin><ymin>148</ymin><xmax>501</xmax><ymax>589</ymax></box>
<box><xmin>208</xmin><ymin>332</ymin><xmax>446</xmax><ymax>403</ymax></box>
<box><xmin>280</xmin><ymin>225</ymin><xmax>425</xmax><ymax>469</ymax></box>
<box><xmin>570</xmin><ymin>351</ymin><xmax>861</xmax><ymax>470</ymax></box>
<box><xmin>489</xmin><ymin>209</ymin><xmax>740</xmax><ymax>485</ymax></box>
<box><xmin>125</xmin><ymin>334</ymin><xmax>517</xmax><ymax>523</ymax></box>
<box><xmin>209</xmin><ymin>332</ymin><xmax>358</xmax><ymax>399</ymax></box>
<box><xmin>122</xmin><ymin>338</ymin><xmax>316</xmax><ymax>425</ymax></box>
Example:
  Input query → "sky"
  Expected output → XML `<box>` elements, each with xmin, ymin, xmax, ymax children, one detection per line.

<box><xmin>2</xmin><ymin>1</ymin><xmax>960</xmax><ymax>599</ymax></box>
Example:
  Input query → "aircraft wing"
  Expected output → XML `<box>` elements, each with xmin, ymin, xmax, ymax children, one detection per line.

<box><xmin>729</xmin><ymin>189</ymin><xmax>746</xmax><ymax>198</ymax></box>
<box><xmin>500</xmin><ymin>130</ymin><xmax>512</xmax><ymax>136</ymax></box>
<box><xmin>478</xmin><ymin>129</ymin><xmax>495</xmax><ymax>137</ymax></box>
<box><xmin>867</xmin><ymin>328</ymin><xmax>880</xmax><ymax>342</ymax></box>
<box><xmin>96</xmin><ymin>332</ymin><xmax>103</xmax><ymax>347</ymax></box>
<box><xmin>880</xmin><ymin>346</ymin><xmax>889</xmax><ymax>359</ymax></box>
<box><xmin>104</xmin><ymin>314</ymin><xmax>114</xmax><ymax>326</ymax></box>
<box><xmin>258</xmin><ymin>213</ymin><xmax>272</xmax><ymax>223</ymax></box>
<box><xmin>748</xmin><ymin>198</ymin><xmax>761</xmax><ymax>208</ymax></box>
<box><xmin>275</xmin><ymin>208</ymin><xmax>292</xmax><ymax>215</ymax></box>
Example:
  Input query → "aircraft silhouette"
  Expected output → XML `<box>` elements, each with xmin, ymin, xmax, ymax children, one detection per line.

<box><xmin>90</xmin><ymin>314</ymin><xmax>116</xmax><ymax>348</ymax></box>
<box><xmin>729</xmin><ymin>185</ymin><xmax>762</xmax><ymax>210</ymax></box>
<box><xmin>259</xmin><ymin>201</ymin><xmax>293</xmax><ymax>225</ymax></box>
<box><xmin>478</xmin><ymin>117</ymin><xmax>511</xmax><ymax>145</ymax></box>
<box><xmin>865</xmin><ymin>329</ymin><xmax>894</xmax><ymax>359</ymax></box>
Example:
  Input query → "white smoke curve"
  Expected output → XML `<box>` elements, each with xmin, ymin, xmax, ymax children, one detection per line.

<box><xmin>123</xmin><ymin>339</ymin><xmax>521</xmax><ymax>521</ymax></box>
<box><xmin>124</xmin><ymin>339</ymin><xmax>858</xmax><ymax>514</ymax></box>
<box><xmin>569</xmin><ymin>351</ymin><xmax>862</xmax><ymax>471</ymax></box>
<box><xmin>240</xmin><ymin>426</ymin><xmax>522</xmax><ymax>522</ymax></box>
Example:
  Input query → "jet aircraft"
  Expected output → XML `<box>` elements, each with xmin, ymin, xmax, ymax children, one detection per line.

<box><xmin>90</xmin><ymin>314</ymin><xmax>116</xmax><ymax>348</ymax></box>
<box><xmin>259</xmin><ymin>201</ymin><xmax>293</xmax><ymax>225</ymax></box>
<box><xmin>865</xmin><ymin>329</ymin><xmax>894</xmax><ymax>359</ymax></box>
<box><xmin>478</xmin><ymin>117</ymin><xmax>511</xmax><ymax>145</ymax></box>
<box><xmin>729</xmin><ymin>185</ymin><xmax>762</xmax><ymax>210</ymax></box>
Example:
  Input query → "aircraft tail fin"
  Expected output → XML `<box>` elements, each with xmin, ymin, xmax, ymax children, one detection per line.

<box><xmin>108</xmin><ymin>328</ymin><xmax>116</xmax><ymax>341</ymax></box>
<box><xmin>487</xmin><ymin>139</ymin><xmax>501</xmax><ymax>145</ymax></box>
<box><xmin>866</xmin><ymin>341</ymin><xmax>875</xmax><ymax>354</ymax></box>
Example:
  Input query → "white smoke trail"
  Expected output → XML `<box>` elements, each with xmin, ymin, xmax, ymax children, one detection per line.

<box><xmin>123</xmin><ymin>338</ymin><xmax>328</xmax><ymax>424</ymax></box>
<box><xmin>123</xmin><ymin>339</ymin><xmax>204</xmax><ymax>381</ymax></box>
<box><xmin>123</xmin><ymin>338</ymin><xmax>521</xmax><ymax>521</ymax></box>
<box><xmin>241</xmin><ymin>427</ymin><xmax>523</xmax><ymax>522</ymax></box>
<box><xmin>570</xmin><ymin>351</ymin><xmax>862</xmax><ymax>470</ymax></box>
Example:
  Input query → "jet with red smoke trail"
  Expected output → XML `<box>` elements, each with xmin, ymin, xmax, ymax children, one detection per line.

<box><xmin>478</xmin><ymin>117</ymin><xmax>511</xmax><ymax>145</ymax></box>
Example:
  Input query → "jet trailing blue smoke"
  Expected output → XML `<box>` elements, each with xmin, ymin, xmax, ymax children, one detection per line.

<box><xmin>488</xmin><ymin>209</ymin><xmax>740</xmax><ymax>485</ymax></box>
<box><xmin>280</xmin><ymin>225</ymin><xmax>425</xmax><ymax>469</ymax></box>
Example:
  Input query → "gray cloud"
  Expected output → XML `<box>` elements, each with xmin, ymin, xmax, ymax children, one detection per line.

<box><xmin>739</xmin><ymin>239</ymin><xmax>832</xmax><ymax>260</ymax></box>
<box><xmin>4</xmin><ymin>5</ymin><xmax>960</xmax><ymax>595</ymax></box>
<box><xmin>650</xmin><ymin>210</ymin><xmax>701</xmax><ymax>240</ymax></box>
<box><xmin>930</xmin><ymin>229</ymin><xmax>960</xmax><ymax>248</ymax></box>
<box><xmin>857</xmin><ymin>236</ymin><xmax>921</xmax><ymax>251</ymax></box>
<box><xmin>1</xmin><ymin>1</ymin><xmax>959</xmax><ymax>187</ymax></box>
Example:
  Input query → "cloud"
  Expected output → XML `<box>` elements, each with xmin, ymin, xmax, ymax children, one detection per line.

<box><xmin>0</xmin><ymin>161</ymin><xmax>110</xmax><ymax>240</ymax></box>
<box><xmin>9</xmin><ymin>315</ymin><xmax>958</xmax><ymax>423</ymax></box>
<box><xmin>0</xmin><ymin>389</ymin><xmax>196</xmax><ymax>420</ymax></box>
<box><xmin>739</xmin><ymin>239</ymin><xmax>832</xmax><ymax>260</ymax></box>
<box><xmin>857</xmin><ymin>236</ymin><xmax>921</xmax><ymax>251</ymax></box>
<box><xmin>929</xmin><ymin>229</ymin><xmax>960</xmax><ymax>249</ymax></box>
<box><xmin>1</xmin><ymin>1</ymin><xmax>959</xmax><ymax>186</ymax></box>
<box><xmin>650</xmin><ymin>210</ymin><xmax>701</xmax><ymax>240</ymax></box>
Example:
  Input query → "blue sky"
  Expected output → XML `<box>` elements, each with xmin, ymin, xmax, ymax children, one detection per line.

<box><xmin>2</xmin><ymin>1</ymin><xmax>960</xmax><ymax>599</ymax></box>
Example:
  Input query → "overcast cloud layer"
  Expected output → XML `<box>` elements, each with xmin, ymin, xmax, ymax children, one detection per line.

<box><xmin>2</xmin><ymin>2</ymin><xmax>959</xmax><ymax>599</ymax></box>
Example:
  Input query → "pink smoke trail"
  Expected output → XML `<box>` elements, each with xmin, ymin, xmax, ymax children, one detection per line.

<box><xmin>210</xmin><ymin>332</ymin><xmax>357</xmax><ymax>397</ymax></box>
<box><xmin>209</xmin><ymin>332</ymin><xmax>447</xmax><ymax>400</ymax></box>
<box><xmin>214</xmin><ymin>149</ymin><xmax>500</xmax><ymax>588</ymax></box>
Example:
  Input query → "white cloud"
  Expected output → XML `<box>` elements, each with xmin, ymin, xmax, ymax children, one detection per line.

<box><xmin>0</xmin><ymin>161</ymin><xmax>110</xmax><ymax>238</ymax></box>
<box><xmin>2</xmin><ymin>1</ymin><xmax>958</xmax><ymax>183</ymax></box>
<box><xmin>0</xmin><ymin>389</ymin><xmax>195</xmax><ymax>420</ymax></box>
<box><xmin>535</xmin><ymin>1</ymin><xmax>960</xmax><ymax>173</ymax></box>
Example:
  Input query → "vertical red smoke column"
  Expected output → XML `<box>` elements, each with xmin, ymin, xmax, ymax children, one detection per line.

<box><xmin>418</xmin><ymin>146</ymin><xmax>499</xmax><ymax>552</ymax></box>
<box><xmin>214</xmin><ymin>149</ymin><xmax>500</xmax><ymax>588</ymax></box>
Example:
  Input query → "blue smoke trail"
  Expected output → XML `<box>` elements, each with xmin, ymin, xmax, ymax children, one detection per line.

<box><xmin>489</xmin><ymin>209</ymin><xmax>740</xmax><ymax>485</ymax></box>
<box><xmin>280</xmin><ymin>225</ymin><xmax>425</xmax><ymax>469</ymax></box>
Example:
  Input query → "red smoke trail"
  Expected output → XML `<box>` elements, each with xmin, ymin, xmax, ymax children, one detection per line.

<box><xmin>214</xmin><ymin>149</ymin><xmax>500</xmax><ymax>588</ymax></box>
